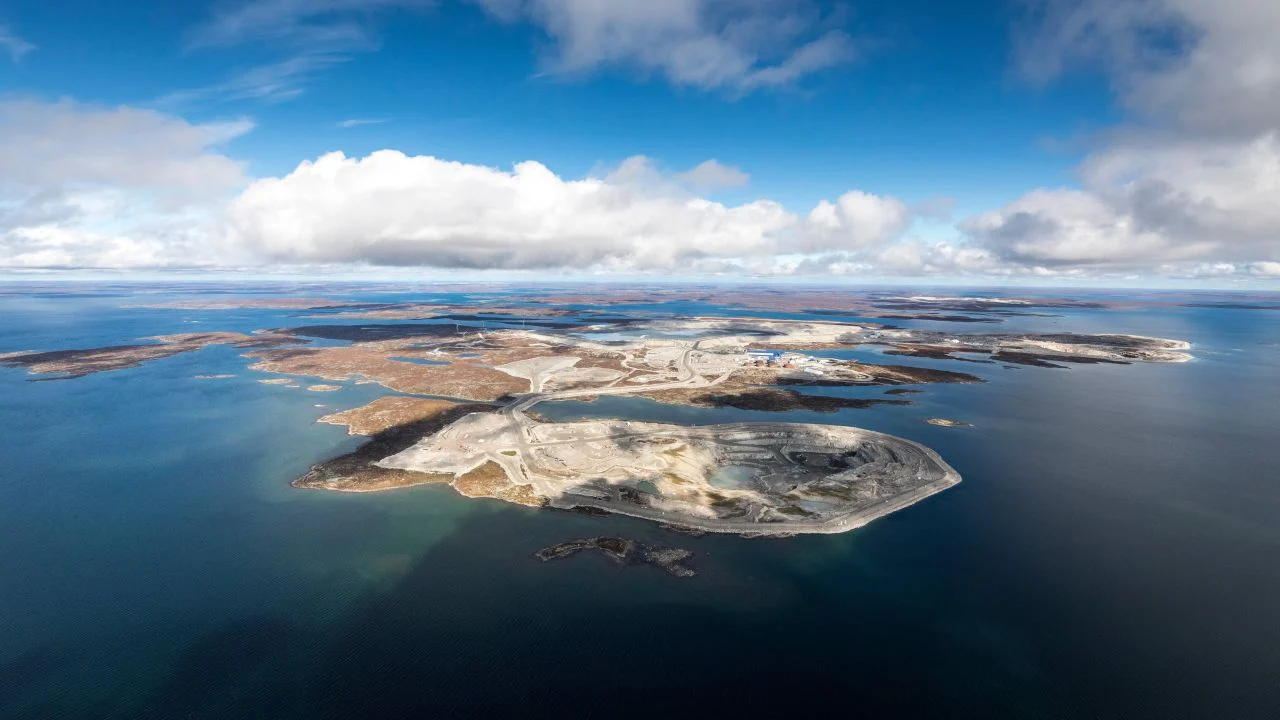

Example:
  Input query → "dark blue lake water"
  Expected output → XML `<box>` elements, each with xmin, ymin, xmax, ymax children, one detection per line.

<box><xmin>1</xmin><ymin>284</ymin><xmax>1277</xmax><ymax>719</ymax></box>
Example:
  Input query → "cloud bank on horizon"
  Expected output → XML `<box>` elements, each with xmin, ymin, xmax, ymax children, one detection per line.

<box><xmin>0</xmin><ymin>0</ymin><xmax>1278</xmax><ymax>282</ymax></box>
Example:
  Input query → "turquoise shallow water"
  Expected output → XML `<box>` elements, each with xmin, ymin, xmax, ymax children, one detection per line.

<box><xmin>1</xmin><ymin>285</ymin><xmax>1278</xmax><ymax>718</ymax></box>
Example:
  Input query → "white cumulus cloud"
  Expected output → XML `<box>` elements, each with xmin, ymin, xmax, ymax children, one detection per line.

<box><xmin>803</xmin><ymin>191</ymin><xmax>910</xmax><ymax>252</ymax></box>
<box><xmin>225</xmin><ymin>149</ymin><xmax>914</xmax><ymax>272</ymax></box>
<box><xmin>1017</xmin><ymin>0</ymin><xmax>1280</xmax><ymax>137</ymax></box>
<box><xmin>0</xmin><ymin>104</ymin><xmax>934</xmax><ymax>275</ymax></box>
<box><xmin>0</xmin><ymin>100</ymin><xmax>251</xmax><ymax>269</ymax></box>
<box><xmin>966</xmin><ymin>0</ymin><xmax>1280</xmax><ymax>278</ymax></box>
<box><xmin>676</xmin><ymin>159</ymin><xmax>750</xmax><ymax>191</ymax></box>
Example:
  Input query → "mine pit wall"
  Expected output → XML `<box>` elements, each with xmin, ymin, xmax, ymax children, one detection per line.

<box><xmin>546</xmin><ymin>424</ymin><xmax>962</xmax><ymax>536</ymax></box>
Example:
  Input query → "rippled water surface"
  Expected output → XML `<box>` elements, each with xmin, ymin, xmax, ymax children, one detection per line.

<box><xmin>1</xmin><ymin>284</ymin><xmax>1278</xmax><ymax>719</ymax></box>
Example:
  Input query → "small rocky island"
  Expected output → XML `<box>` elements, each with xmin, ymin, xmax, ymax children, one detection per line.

<box><xmin>926</xmin><ymin>418</ymin><xmax>971</xmax><ymax>427</ymax></box>
<box><xmin>535</xmin><ymin>537</ymin><xmax>696</xmax><ymax>577</ymax></box>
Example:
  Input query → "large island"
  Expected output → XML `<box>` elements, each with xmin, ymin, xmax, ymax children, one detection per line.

<box><xmin>371</xmin><ymin>338</ymin><xmax>961</xmax><ymax>534</ymax></box>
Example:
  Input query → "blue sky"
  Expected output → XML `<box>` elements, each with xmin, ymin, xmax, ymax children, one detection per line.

<box><xmin>1</xmin><ymin>0</ymin><xmax>1278</xmax><ymax>284</ymax></box>
<box><xmin>10</xmin><ymin>0</ymin><xmax>1109</xmax><ymax>205</ymax></box>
